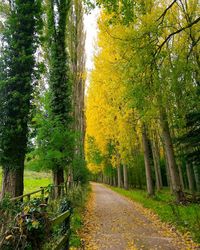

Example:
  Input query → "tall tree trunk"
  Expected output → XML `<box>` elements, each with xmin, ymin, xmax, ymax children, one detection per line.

<box><xmin>178</xmin><ymin>164</ymin><xmax>185</xmax><ymax>190</ymax></box>
<box><xmin>160</xmin><ymin>109</ymin><xmax>185</xmax><ymax>202</ymax></box>
<box><xmin>152</xmin><ymin>140</ymin><xmax>162</xmax><ymax>191</ymax></box>
<box><xmin>163</xmin><ymin>148</ymin><xmax>173</xmax><ymax>192</ymax></box>
<box><xmin>109</xmin><ymin>176</ymin><xmax>112</xmax><ymax>186</ymax></box>
<box><xmin>66</xmin><ymin>166</ymin><xmax>73</xmax><ymax>189</ymax></box>
<box><xmin>102</xmin><ymin>172</ymin><xmax>105</xmax><ymax>183</ymax></box>
<box><xmin>1</xmin><ymin>166</ymin><xmax>24</xmax><ymax>199</ymax></box>
<box><xmin>117</xmin><ymin>166</ymin><xmax>122</xmax><ymax>188</ymax></box>
<box><xmin>142</xmin><ymin>125</ymin><xmax>154</xmax><ymax>196</ymax></box>
<box><xmin>193</xmin><ymin>165</ymin><xmax>200</xmax><ymax>192</ymax></box>
<box><xmin>186</xmin><ymin>163</ymin><xmax>195</xmax><ymax>193</ymax></box>
<box><xmin>123</xmin><ymin>165</ymin><xmax>128</xmax><ymax>190</ymax></box>
<box><xmin>53</xmin><ymin>168</ymin><xmax>64</xmax><ymax>198</ymax></box>
<box><xmin>113</xmin><ymin>173</ymin><xmax>116</xmax><ymax>186</ymax></box>
<box><xmin>70</xmin><ymin>0</ymin><xmax>86</xmax><ymax>186</ymax></box>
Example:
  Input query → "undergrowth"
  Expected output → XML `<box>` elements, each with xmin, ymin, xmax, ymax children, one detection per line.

<box><xmin>69</xmin><ymin>184</ymin><xmax>91</xmax><ymax>249</ymax></box>
<box><xmin>0</xmin><ymin>182</ymin><xmax>91</xmax><ymax>250</ymax></box>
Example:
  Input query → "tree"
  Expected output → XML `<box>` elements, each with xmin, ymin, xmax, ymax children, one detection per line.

<box><xmin>86</xmin><ymin>0</ymin><xmax>199</xmax><ymax>203</ymax></box>
<box><xmin>0</xmin><ymin>0</ymin><xmax>41</xmax><ymax>198</ymax></box>
<box><xmin>45</xmin><ymin>0</ymin><xmax>72</xmax><ymax>191</ymax></box>
<box><xmin>69</xmin><ymin>0</ymin><xmax>87</xmax><ymax>183</ymax></box>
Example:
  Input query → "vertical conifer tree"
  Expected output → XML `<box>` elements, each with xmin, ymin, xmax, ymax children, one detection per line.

<box><xmin>0</xmin><ymin>0</ymin><xmax>41</xmax><ymax>198</ymax></box>
<box><xmin>46</xmin><ymin>0</ymin><xmax>72</xmax><ymax>190</ymax></box>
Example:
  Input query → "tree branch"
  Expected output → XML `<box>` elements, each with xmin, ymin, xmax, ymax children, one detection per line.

<box><xmin>157</xmin><ymin>0</ymin><xmax>177</xmax><ymax>24</ymax></box>
<box><xmin>156</xmin><ymin>16</ymin><xmax>200</xmax><ymax>56</ymax></box>
<box><xmin>187</xmin><ymin>36</ymin><xmax>200</xmax><ymax>61</ymax></box>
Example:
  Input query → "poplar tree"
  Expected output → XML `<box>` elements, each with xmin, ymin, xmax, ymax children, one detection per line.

<box><xmin>46</xmin><ymin>0</ymin><xmax>72</xmax><ymax>189</ymax></box>
<box><xmin>69</xmin><ymin>0</ymin><xmax>87</xmax><ymax>183</ymax></box>
<box><xmin>0</xmin><ymin>0</ymin><xmax>41</xmax><ymax>198</ymax></box>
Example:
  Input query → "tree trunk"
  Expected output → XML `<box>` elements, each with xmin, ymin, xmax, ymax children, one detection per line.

<box><xmin>142</xmin><ymin>125</ymin><xmax>154</xmax><ymax>196</ymax></box>
<box><xmin>160</xmin><ymin>108</ymin><xmax>185</xmax><ymax>202</ymax></box>
<box><xmin>117</xmin><ymin>166</ymin><xmax>122</xmax><ymax>188</ymax></box>
<box><xmin>152</xmin><ymin>140</ymin><xmax>162</xmax><ymax>191</ymax></box>
<box><xmin>53</xmin><ymin>168</ymin><xmax>64</xmax><ymax>198</ymax></box>
<box><xmin>113</xmin><ymin>173</ymin><xmax>116</xmax><ymax>186</ymax></box>
<box><xmin>178</xmin><ymin>164</ymin><xmax>185</xmax><ymax>190</ymax></box>
<box><xmin>70</xmin><ymin>0</ymin><xmax>86</xmax><ymax>185</ymax></box>
<box><xmin>193</xmin><ymin>165</ymin><xmax>200</xmax><ymax>192</ymax></box>
<box><xmin>153</xmin><ymin>132</ymin><xmax>163</xmax><ymax>189</ymax></box>
<box><xmin>123</xmin><ymin>165</ymin><xmax>128</xmax><ymax>190</ymax></box>
<box><xmin>163</xmin><ymin>148</ymin><xmax>173</xmax><ymax>192</ymax></box>
<box><xmin>102</xmin><ymin>173</ymin><xmax>105</xmax><ymax>183</ymax></box>
<box><xmin>186</xmin><ymin>163</ymin><xmax>195</xmax><ymax>193</ymax></box>
<box><xmin>1</xmin><ymin>166</ymin><xmax>24</xmax><ymax>199</ymax></box>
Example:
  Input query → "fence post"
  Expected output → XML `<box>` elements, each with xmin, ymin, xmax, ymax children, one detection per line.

<box><xmin>50</xmin><ymin>186</ymin><xmax>55</xmax><ymax>200</ymax></box>
<box><xmin>61</xmin><ymin>185</ymin><xmax>65</xmax><ymax>197</ymax></box>
<box><xmin>27</xmin><ymin>194</ymin><xmax>31</xmax><ymax>201</ymax></box>
<box><xmin>65</xmin><ymin>214</ymin><xmax>70</xmax><ymax>250</ymax></box>
<box><xmin>41</xmin><ymin>188</ymin><xmax>44</xmax><ymax>202</ymax></box>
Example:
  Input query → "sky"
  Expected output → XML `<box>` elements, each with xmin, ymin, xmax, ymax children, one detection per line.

<box><xmin>84</xmin><ymin>7</ymin><xmax>100</xmax><ymax>84</ymax></box>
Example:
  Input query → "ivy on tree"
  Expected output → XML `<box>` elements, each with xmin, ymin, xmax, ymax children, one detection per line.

<box><xmin>0</xmin><ymin>0</ymin><xmax>42</xmax><ymax>198</ymax></box>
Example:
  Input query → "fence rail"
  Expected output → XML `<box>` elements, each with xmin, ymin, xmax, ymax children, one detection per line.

<box><xmin>10</xmin><ymin>184</ymin><xmax>67</xmax><ymax>202</ymax></box>
<box><xmin>8</xmin><ymin>184</ymin><xmax>72</xmax><ymax>250</ymax></box>
<box><xmin>51</xmin><ymin>210</ymin><xmax>70</xmax><ymax>227</ymax></box>
<box><xmin>50</xmin><ymin>210</ymin><xmax>71</xmax><ymax>250</ymax></box>
<box><xmin>11</xmin><ymin>187</ymin><xmax>45</xmax><ymax>201</ymax></box>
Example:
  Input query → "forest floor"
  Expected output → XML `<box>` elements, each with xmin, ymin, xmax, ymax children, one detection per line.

<box><xmin>80</xmin><ymin>183</ymin><xmax>199</xmax><ymax>250</ymax></box>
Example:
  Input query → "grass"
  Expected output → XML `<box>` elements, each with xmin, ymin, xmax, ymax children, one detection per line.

<box><xmin>0</xmin><ymin>168</ymin><xmax>52</xmax><ymax>194</ymax></box>
<box><xmin>70</xmin><ymin>184</ymin><xmax>91</xmax><ymax>249</ymax></box>
<box><xmin>109</xmin><ymin>186</ymin><xmax>200</xmax><ymax>243</ymax></box>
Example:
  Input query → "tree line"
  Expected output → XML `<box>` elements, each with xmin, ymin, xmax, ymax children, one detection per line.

<box><xmin>0</xmin><ymin>0</ymin><xmax>87</xmax><ymax>199</ymax></box>
<box><xmin>86</xmin><ymin>0</ymin><xmax>200</xmax><ymax>203</ymax></box>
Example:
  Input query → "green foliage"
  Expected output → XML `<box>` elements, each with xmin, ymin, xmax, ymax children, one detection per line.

<box><xmin>87</xmin><ymin>136</ymin><xmax>103</xmax><ymax>166</ymax></box>
<box><xmin>73</xmin><ymin>155</ymin><xmax>89</xmax><ymax>184</ymax></box>
<box><xmin>0</xmin><ymin>0</ymin><xmax>42</xmax><ymax>169</ymax></box>
<box><xmin>46</xmin><ymin>0</ymin><xmax>72</xmax><ymax>123</ymax></box>
<box><xmin>69</xmin><ymin>184</ymin><xmax>91</xmax><ymax>248</ymax></box>
<box><xmin>177</xmin><ymin>111</ymin><xmax>200</xmax><ymax>165</ymax></box>
<box><xmin>0</xmin><ymin>198</ymin><xmax>50</xmax><ymax>250</ymax></box>
<box><xmin>96</xmin><ymin>0</ymin><xmax>135</xmax><ymax>24</ymax></box>
<box><xmin>27</xmin><ymin>111</ymin><xmax>75</xmax><ymax>171</ymax></box>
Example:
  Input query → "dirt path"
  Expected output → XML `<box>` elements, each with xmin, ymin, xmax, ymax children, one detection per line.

<box><xmin>81</xmin><ymin>183</ymin><xmax>199</xmax><ymax>250</ymax></box>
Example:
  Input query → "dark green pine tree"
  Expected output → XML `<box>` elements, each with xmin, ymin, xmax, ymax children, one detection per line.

<box><xmin>46</xmin><ymin>0</ymin><xmax>72</xmax><ymax>191</ymax></box>
<box><xmin>181</xmin><ymin>111</ymin><xmax>200</xmax><ymax>165</ymax></box>
<box><xmin>0</xmin><ymin>0</ymin><xmax>41</xmax><ymax>198</ymax></box>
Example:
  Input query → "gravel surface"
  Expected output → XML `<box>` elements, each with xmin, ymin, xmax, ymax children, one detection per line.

<box><xmin>81</xmin><ymin>183</ymin><xmax>199</xmax><ymax>250</ymax></box>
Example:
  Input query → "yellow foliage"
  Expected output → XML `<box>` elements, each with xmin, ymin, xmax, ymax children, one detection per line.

<box><xmin>86</xmin><ymin>11</ymin><xmax>140</xmax><ymax>173</ymax></box>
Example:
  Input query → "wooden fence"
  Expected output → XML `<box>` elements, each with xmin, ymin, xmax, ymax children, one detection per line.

<box><xmin>9</xmin><ymin>184</ymin><xmax>71</xmax><ymax>250</ymax></box>
<box><xmin>51</xmin><ymin>210</ymin><xmax>71</xmax><ymax>250</ymax></box>
<box><xmin>11</xmin><ymin>184</ymin><xmax>66</xmax><ymax>202</ymax></box>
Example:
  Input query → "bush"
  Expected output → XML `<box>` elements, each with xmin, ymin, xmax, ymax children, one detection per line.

<box><xmin>0</xmin><ymin>198</ymin><xmax>50</xmax><ymax>250</ymax></box>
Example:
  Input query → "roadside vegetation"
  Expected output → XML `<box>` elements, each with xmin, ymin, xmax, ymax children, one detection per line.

<box><xmin>110</xmin><ymin>186</ymin><xmax>200</xmax><ymax>243</ymax></box>
<box><xmin>0</xmin><ymin>0</ymin><xmax>199</xmax><ymax>249</ymax></box>
<box><xmin>70</xmin><ymin>184</ymin><xmax>91</xmax><ymax>249</ymax></box>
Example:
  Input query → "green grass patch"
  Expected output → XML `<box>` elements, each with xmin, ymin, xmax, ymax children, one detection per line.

<box><xmin>109</xmin><ymin>186</ymin><xmax>200</xmax><ymax>243</ymax></box>
<box><xmin>0</xmin><ymin>168</ymin><xmax>52</xmax><ymax>194</ymax></box>
<box><xmin>70</xmin><ymin>184</ymin><xmax>91</xmax><ymax>248</ymax></box>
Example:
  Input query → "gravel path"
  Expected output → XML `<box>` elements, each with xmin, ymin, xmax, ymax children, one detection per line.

<box><xmin>81</xmin><ymin>183</ymin><xmax>198</xmax><ymax>250</ymax></box>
